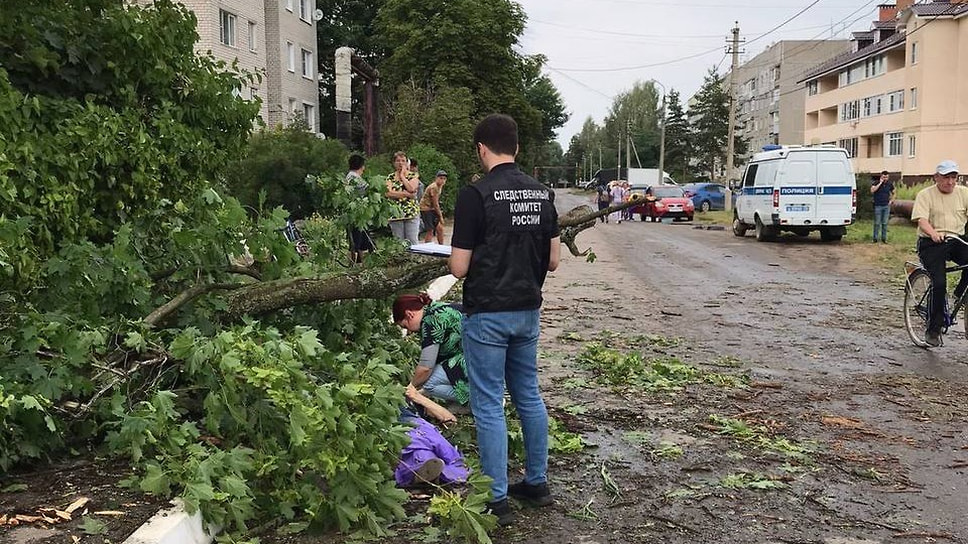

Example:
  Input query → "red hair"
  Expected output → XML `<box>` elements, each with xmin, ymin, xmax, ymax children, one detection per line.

<box><xmin>392</xmin><ymin>293</ymin><xmax>432</xmax><ymax>322</ymax></box>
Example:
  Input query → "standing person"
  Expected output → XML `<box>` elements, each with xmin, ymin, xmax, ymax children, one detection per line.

<box><xmin>411</xmin><ymin>158</ymin><xmax>426</xmax><ymax>237</ymax></box>
<box><xmin>596</xmin><ymin>183</ymin><xmax>610</xmax><ymax>223</ymax></box>
<box><xmin>871</xmin><ymin>170</ymin><xmax>895</xmax><ymax>243</ymax></box>
<box><xmin>621</xmin><ymin>181</ymin><xmax>632</xmax><ymax>221</ymax></box>
<box><xmin>609</xmin><ymin>181</ymin><xmax>625</xmax><ymax>223</ymax></box>
<box><xmin>450</xmin><ymin>114</ymin><xmax>560</xmax><ymax>526</ymax></box>
<box><xmin>911</xmin><ymin>160</ymin><xmax>968</xmax><ymax>347</ymax></box>
<box><xmin>345</xmin><ymin>154</ymin><xmax>374</xmax><ymax>264</ymax></box>
<box><xmin>420</xmin><ymin>170</ymin><xmax>448</xmax><ymax>244</ymax></box>
<box><xmin>386</xmin><ymin>151</ymin><xmax>420</xmax><ymax>243</ymax></box>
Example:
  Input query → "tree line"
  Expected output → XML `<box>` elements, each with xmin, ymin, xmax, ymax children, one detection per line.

<box><xmin>563</xmin><ymin>68</ymin><xmax>748</xmax><ymax>184</ymax></box>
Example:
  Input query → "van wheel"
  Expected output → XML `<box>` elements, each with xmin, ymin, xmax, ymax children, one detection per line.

<box><xmin>820</xmin><ymin>229</ymin><xmax>843</xmax><ymax>242</ymax></box>
<box><xmin>732</xmin><ymin>216</ymin><xmax>748</xmax><ymax>237</ymax></box>
<box><xmin>755</xmin><ymin>217</ymin><xmax>777</xmax><ymax>242</ymax></box>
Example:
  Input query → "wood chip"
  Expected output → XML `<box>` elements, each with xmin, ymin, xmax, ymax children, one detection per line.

<box><xmin>15</xmin><ymin>514</ymin><xmax>42</xmax><ymax>523</ymax></box>
<box><xmin>821</xmin><ymin>415</ymin><xmax>865</xmax><ymax>429</ymax></box>
<box><xmin>54</xmin><ymin>510</ymin><xmax>72</xmax><ymax>521</ymax></box>
<box><xmin>93</xmin><ymin>510</ymin><xmax>125</xmax><ymax>516</ymax></box>
<box><xmin>0</xmin><ymin>514</ymin><xmax>7</xmax><ymax>526</ymax></box>
<box><xmin>750</xmin><ymin>381</ymin><xmax>784</xmax><ymax>389</ymax></box>
<box><xmin>64</xmin><ymin>497</ymin><xmax>90</xmax><ymax>514</ymax></box>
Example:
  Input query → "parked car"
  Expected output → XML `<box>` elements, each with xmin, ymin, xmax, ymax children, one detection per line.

<box><xmin>682</xmin><ymin>183</ymin><xmax>727</xmax><ymax>212</ymax></box>
<box><xmin>630</xmin><ymin>184</ymin><xmax>694</xmax><ymax>222</ymax></box>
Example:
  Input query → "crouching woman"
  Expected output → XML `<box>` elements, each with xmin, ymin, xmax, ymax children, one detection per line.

<box><xmin>392</xmin><ymin>293</ymin><xmax>469</xmax><ymax>405</ymax></box>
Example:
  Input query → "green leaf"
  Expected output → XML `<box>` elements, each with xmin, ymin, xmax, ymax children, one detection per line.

<box><xmin>80</xmin><ymin>516</ymin><xmax>108</xmax><ymax>535</ymax></box>
<box><xmin>1</xmin><ymin>483</ymin><xmax>28</xmax><ymax>493</ymax></box>
<box><xmin>140</xmin><ymin>463</ymin><xmax>171</xmax><ymax>495</ymax></box>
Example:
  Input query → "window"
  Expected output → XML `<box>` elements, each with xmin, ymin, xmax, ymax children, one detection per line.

<box><xmin>838</xmin><ymin>137</ymin><xmax>858</xmax><ymax>158</ymax></box>
<box><xmin>743</xmin><ymin>164</ymin><xmax>758</xmax><ymax>187</ymax></box>
<box><xmin>908</xmin><ymin>135</ymin><xmax>917</xmax><ymax>158</ymax></box>
<box><xmin>299</xmin><ymin>0</ymin><xmax>311</xmax><ymax>21</ymax></box>
<box><xmin>840</xmin><ymin>100</ymin><xmax>860</xmax><ymax>122</ymax></box>
<box><xmin>219</xmin><ymin>10</ymin><xmax>236</xmax><ymax>47</ymax></box>
<box><xmin>807</xmin><ymin>81</ymin><xmax>818</xmax><ymax>96</ymax></box>
<box><xmin>888</xmin><ymin>90</ymin><xmax>904</xmax><ymax>113</ymax></box>
<box><xmin>886</xmin><ymin>132</ymin><xmax>903</xmax><ymax>157</ymax></box>
<box><xmin>286</xmin><ymin>0</ymin><xmax>293</xmax><ymax>11</ymax></box>
<box><xmin>287</xmin><ymin>42</ymin><xmax>295</xmax><ymax>72</ymax></box>
<box><xmin>247</xmin><ymin>21</ymin><xmax>257</xmax><ymax>52</ymax></box>
<box><xmin>874</xmin><ymin>95</ymin><xmax>883</xmax><ymax>115</ymax></box>
<box><xmin>910</xmin><ymin>87</ymin><xmax>918</xmax><ymax>109</ymax></box>
<box><xmin>301</xmin><ymin>48</ymin><xmax>313</xmax><ymax>78</ymax></box>
<box><xmin>911</xmin><ymin>42</ymin><xmax>918</xmax><ymax>64</ymax></box>
<box><xmin>772</xmin><ymin>89</ymin><xmax>779</xmax><ymax>104</ymax></box>
<box><xmin>862</xmin><ymin>97</ymin><xmax>872</xmax><ymax>117</ymax></box>
<box><xmin>302</xmin><ymin>103</ymin><xmax>315</xmax><ymax>131</ymax></box>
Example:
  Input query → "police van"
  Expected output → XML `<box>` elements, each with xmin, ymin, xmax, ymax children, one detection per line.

<box><xmin>733</xmin><ymin>145</ymin><xmax>856</xmax><ymax>242</ymax></box>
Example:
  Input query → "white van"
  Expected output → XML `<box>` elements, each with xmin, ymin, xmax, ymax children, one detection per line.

<box><xmin>733</xmin><ymin>145</ymin><xmax>856</xmax><ymax>242</ymax></box>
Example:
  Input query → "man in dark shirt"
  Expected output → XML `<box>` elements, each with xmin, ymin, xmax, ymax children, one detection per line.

<box><xmin>449</xmin><ymin>114</ymin><xmax>561</xmax><ymax>525</ymax></box>
<box><xmin>871</xmin><ymin>170</ymin><xmax>895</xmax><ymax>243</ymax></box>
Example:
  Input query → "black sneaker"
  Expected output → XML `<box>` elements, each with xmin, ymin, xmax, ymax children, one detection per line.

<box><xmin>486</xmin><ymin>498</ymin><xmax>514</xmax><ymax>526</ymax></box>
<box><xmin>507</xmin><ymin>480</ymin><xmax>554</xmax><ymax>507</ymax></box>
<box><xmin>925</xmin><ymin>330</ymin><xmax>942</xmax><ymax>347</ymax></box>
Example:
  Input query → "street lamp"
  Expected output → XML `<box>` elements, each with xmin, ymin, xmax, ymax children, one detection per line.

<box><xmin>649</xmin><ymin>79</ymin><xmax>667</xmax><ymax>185</ymax></box>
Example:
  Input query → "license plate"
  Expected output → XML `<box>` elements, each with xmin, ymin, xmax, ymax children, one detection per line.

<box><xmin>669</xmin><ymin>205</ymin><xmax>682</xmax><ymax>211</ymax></box>
<box><xmin>786</xmin><ymin>205</ymin><xmax>809</xmax><ymax>212</ymax></box>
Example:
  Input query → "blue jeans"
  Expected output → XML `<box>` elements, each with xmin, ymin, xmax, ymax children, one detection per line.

<box><xmin>462</xmin><ymin>310</ymin><xmax>548</xmax><ymax>502</ymax></box>
<box><xmin>422</xmin><ymin>364</ymin><xmax>456</xmax><ymax>403</ymax></box>
<box><xmin>873</xmin><ymin>205</ymin><xmax>890</xmax><ymax>242</ymax></box>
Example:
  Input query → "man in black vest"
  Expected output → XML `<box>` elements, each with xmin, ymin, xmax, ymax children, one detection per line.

<box><xmin>450</xmin><ymin>114</ymin><xmax>560</xmax><ymax>525</ymax></box>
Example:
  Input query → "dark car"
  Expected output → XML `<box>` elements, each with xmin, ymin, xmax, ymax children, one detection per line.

<box><xmin>682</xmin><ymin>182</ymin><xmax>727</xmax><ymax>212</ymax></box>
<box><xmin>630</xmin><ymin>185</ymin><xmax>695</xmax><ymax>222</ymax></box>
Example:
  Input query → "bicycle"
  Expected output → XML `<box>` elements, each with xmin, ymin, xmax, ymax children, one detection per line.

<box><xmin>903</xmin><ymin>236</ymin><xmax>968</xmax><ymax>347</ymax></box>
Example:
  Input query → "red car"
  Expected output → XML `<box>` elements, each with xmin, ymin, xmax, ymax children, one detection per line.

<box><xmin>631</xmin><ymin>185</ymin><xmax>695</xmax><ymax>222</ymax></box>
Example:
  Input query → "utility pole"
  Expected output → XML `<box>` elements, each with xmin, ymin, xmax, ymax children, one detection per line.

<box><xmin>617</xmin><ymin>126</ymin><xmax>622</xmax><ymax>179</ymax></box>
<box><xmin>725</xmin><ymin>21</ymin><xmax>743</xmax><ymax>210</ymax></box>
<box><xmin>626</xmin><ymin>118</ymin><xmax>632</xmax><ymax>175</ymax></box>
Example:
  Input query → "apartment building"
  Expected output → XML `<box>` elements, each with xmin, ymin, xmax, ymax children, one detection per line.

<box><xmin>136</xmin><ymin>0</ymin><xmax>319</xmax><ymax>131</ymax></box>
<box><xmin>801</xmin><ymin>0</ymin><xmax>968</xmax><ymax>181</ymax></box>
<box><xmin>733</xmin><ymin>40</ymin><xmax>850</xmax><ymax>155</ymax></box>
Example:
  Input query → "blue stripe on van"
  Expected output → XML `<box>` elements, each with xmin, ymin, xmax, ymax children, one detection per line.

<box><xmin>819</xmin><ymin>186</ymin><xmax>853</xmax><ymax>195</ymax></box>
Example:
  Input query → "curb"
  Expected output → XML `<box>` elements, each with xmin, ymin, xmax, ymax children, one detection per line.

<box><xmin>122</xmin><ymin>500</ymin><xmax>214</xmax><ymax>544</ymax></box>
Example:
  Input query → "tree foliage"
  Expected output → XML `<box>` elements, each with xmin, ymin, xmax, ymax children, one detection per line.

<box><xmin>374</xmin><ymin>0</ymin><xmax>565</xmax><ymax>166</ymax></box>
<box><xmin>0</xmin><ymin>0</ymin><xmax>258</xmax><ymax>258</ymax></box>
<box><xmin>688</xmin><ymin>67</ymin><xmax>747</xmax><ymax>182</ymax></box>
<box><xmin>662</xmin><ymin>89</ymin><xmax>692</xmax><ymax>182</ymax></box>
<box><xmin>0</xmin><ymin>1</ymin><xmax>418</xmax><ymax>536</ymax></box>
<box><xmin>226</xmin><ymin>125</ymin><xmax>350</xmax><ymax>220</ymax></box>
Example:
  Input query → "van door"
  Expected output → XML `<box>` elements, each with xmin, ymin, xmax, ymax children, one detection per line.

<box><xmin>752</xmin><ymin>159</ymin><xmax>779</xmax><ymax>223</ymax></box>
<box><xmin>776</xmin><ymin>153</ymin><xmax>818</xmax><ymax>226</ymax></box>
<box><xmin>737</xmin><ymin>163</ymin><xmax>757</xmax><ymax>222</ymax></box>
<box><xmin>817</xmin><ymin>150</ymin><xmax>855</xmax><ymax>224</ymax></box>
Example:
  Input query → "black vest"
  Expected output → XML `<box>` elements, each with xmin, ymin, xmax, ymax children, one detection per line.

<box><xmin>463</xmin><ymin>164</ymin><xmax>558</xmax><ymax>314</ymax></box>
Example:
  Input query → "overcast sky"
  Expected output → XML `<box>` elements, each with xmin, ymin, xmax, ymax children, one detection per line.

<box><xmin>515</xmin><ymin>0</ymin><xmax>883</xmax><ymax>149</ymax></box>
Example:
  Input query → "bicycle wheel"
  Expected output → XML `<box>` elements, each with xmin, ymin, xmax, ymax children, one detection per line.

<box><xmin>903</xmin><ymin>269</ymin><xmax>932</xmax><ymax>347</ymax></box>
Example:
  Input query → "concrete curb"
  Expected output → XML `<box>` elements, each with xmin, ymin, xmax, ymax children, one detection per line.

<box><xmin>122</xmin><ymin>500</ymin><xmax>214</xmax><ymax>544</ymax></box>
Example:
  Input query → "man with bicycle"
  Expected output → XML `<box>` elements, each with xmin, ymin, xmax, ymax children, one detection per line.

<box><xmin>912</xmin><ymin>160</ymin><xmax>968</xmax><ymax>346</ymax></box>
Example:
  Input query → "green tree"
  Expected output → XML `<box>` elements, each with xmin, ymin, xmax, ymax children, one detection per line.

<box><xmin>375</xmin><ymin>0</ymin><xmax>564</xmax><ymax>160</ymax></box>
<box><xmin>688</xmin><ymin>67</ymin><xmax>747</xmax><ymax>182</ymax></box>
<box><xmin>662</xmin><ymin>89</ymin><xmax>692</xmax><ymax>182</ymax></box>
<box><xmin>601</xmin><ymin>81</ymin><xmax>661</xmax><ymax>170</ymax></box>
<box><xmin>383</xmin><ymin>82</ymin><xmax>476</xmax><ymax>181</ymax></box>
<box><xmin>226</xmin><ymin>125</ymin><xmax>350</xmax><ymax>219</ymax></box>
<box><xmin>565</xmin><ymin>117</ymin><xmax>605</xmax><ymax>182</ymax></box>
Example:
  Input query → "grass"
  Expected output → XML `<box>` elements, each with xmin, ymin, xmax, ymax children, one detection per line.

<box><xmin>576</xmin><ymin>342</ymin><xmax>748</xmax><ymax>391</ymax></box>
<box><xmin>844</xmin><ymin>219</ymin><xmax>920</xmax><ymax>273</ymax></box>
<box><xmin>695</xmin><ymin>210</ymin><xmax>732</xmax><ymax>226</ymax></box>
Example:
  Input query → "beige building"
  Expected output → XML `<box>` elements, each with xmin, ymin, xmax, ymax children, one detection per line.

<box><xmin>733</xmin><ymin>40</ymin><xmax>851</xmax><ymax>156</ymax></box>
<box><xmin>801</xmin><ymin>0</ymin><xmax>968</xmax><ymax>182</ymax></box>
<box><xmin>136</xmin><ymin>0</ymin><xmax>319</xmax><ymax>131</ymax></box>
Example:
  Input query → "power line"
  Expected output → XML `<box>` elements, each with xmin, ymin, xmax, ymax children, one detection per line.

<box><xmin>550</xmin><ymin>45</ymin><xmax>724</xmax><ymax>73</ymax></box>
<box><xmin>745</xmin><ymin>0</ymin><xmax>824</xmax><ymax>47</ymax></box>
<box><xmin>545</xmin><ymin>67</ymin><xmax>615</xmax><ymax>101</ymax></box>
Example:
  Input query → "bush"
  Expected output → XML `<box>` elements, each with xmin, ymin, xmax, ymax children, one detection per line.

<box><xmin>226</xmin><ymin>126</ymin><xmax>349</xmax><ymax>219</ymax></box>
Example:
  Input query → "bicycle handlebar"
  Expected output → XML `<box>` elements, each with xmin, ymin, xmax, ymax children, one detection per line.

<box><xmin>942</xmin><ymin>235</ymin><xmax>968</xmax><ymax>246</ymax></box>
